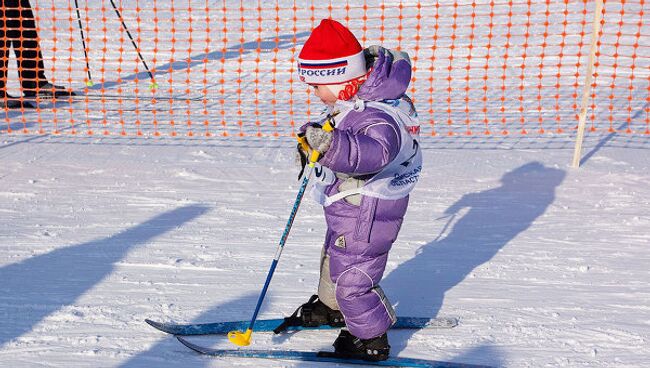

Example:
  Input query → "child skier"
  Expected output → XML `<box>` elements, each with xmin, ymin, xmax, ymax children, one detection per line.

<box><xmin>276</xmin><ymin>19</ymin><xmax>422</xmax><ymax>361</ymax></box>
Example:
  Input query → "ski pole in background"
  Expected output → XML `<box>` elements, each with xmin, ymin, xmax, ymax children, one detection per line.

<box><xmin>228</xmin><ymin>147</ymin><xmax>323</xmax><ymax>347</ymax></box>
<box><xmin>73</xmin><ymin>0</ymin><xmax>93</xmax><ymax>86</ymax></box>
<box><xmin>108</xmin><ymin>0</ymin><xmax>158</xmax><ymax>90</ymax></box>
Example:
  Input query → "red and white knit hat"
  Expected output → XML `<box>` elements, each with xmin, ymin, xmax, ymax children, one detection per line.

<box><xmin>298</xmin><ymin>19</ymin><xmax>367</xmax><ymax>85</ymax></box>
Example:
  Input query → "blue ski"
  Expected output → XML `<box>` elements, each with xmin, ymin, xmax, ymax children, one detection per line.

<box><xmin>177</xmin><ymin>336</ymin><xmax>492</xmax><ymax>368</ymax></box>
<box><xmin>146</xmin><ymin>316</ymin><xmax>458</xmax><ymax>336</ymax></box>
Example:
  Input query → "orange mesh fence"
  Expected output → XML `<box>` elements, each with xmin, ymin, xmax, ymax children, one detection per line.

<box><xmin>1</xmin><ymin>0</ymin><xmax>648</xmax><ymax>137</ymax></box>
<box><xmin>590</xmin><ymin>0</ymin><xmax>649</xmax><ymax>134</ymax></box>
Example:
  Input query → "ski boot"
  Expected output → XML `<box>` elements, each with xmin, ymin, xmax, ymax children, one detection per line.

<box><xmin>332</xmin><ymin>329</ymin><xmax>390</xmax><ymax>362</ymax></box>
<box><xmin>23</xmin><ymin>82</ymin><xmax>77</xmax><ymax>99</ymax></box>
<box><xmin>273</xmin><ymin>295</ymin><xmax>345</xmax><ymax>334</ymax></box>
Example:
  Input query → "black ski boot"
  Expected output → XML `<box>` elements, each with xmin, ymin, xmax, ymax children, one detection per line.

<box><xmin>273</xmin><ymin>295</ymin><xmax>345</xmax><ymax>334</ymax></box>
<box><xmin>332</xmin><ymin>329</ymin><xmax>390</xmax><ymax>361</ymax></box>
<box><xmin>23</xmin><ymin>82</ymin><xmax>77</xmax><ymax>99</ymax></box>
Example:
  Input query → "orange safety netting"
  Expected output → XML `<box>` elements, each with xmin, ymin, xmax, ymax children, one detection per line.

<box><xmin>1</xmin><ymin>0</ymin><xmax>648</xmax><ymax>137</ymax></box>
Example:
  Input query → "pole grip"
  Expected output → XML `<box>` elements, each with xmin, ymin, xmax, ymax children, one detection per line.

<box><xmin>309</xmin><ymin>151</ymin><xmax>320</xmax><ymax>165</ymax></box>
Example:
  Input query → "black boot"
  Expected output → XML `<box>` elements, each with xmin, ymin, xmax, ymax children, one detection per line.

<box><xmin>23</xmin><ymin>82</ymin><xmax>76</xmax><ymax>98</ymax></box>
<box><xmin>333</xmin><ymin>330</ymin><xmax>390</xmax><ymax>362</ymax></box>
<box><xmin>273</xmin><ymin>295</ymin><xmax>345</xmax><ymax>334</ymax></box>
<box><xmin>1</xmin><ymin>93</ymin><xmax>36</xmax><ymax>109</ymax></box>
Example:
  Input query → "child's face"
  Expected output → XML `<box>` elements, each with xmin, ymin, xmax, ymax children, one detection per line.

<box><xmin>311</xmin><ymin>85</ymin><xmax>337</xmax><ymax>106</ymax></box>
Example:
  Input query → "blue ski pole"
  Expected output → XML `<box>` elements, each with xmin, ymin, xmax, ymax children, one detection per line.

<box><xmin>228</xmin><ymin>147</ymin><xmax>322</xmax><ymax>347</ymax></box>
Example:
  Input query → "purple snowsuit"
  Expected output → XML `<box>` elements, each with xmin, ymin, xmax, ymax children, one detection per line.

<box><xmin>315</xmin><ymin>46</ymin><xmax>414</xmax><ymax>339</ymax></box>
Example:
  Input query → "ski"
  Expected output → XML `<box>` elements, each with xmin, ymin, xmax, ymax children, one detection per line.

<box><xmin>145</xmin><ymin>316</ymin><xmax>458</xmax><ymax>336</ymax></box>
<box><xmin>177</xmin><ymin>336</ymin><xmax>492</xmax><ymax>368</ymax></box>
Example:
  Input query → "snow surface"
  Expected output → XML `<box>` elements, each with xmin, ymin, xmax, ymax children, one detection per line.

<box><xmin>1</xmin><ymin>134</ymin><xmax>649</xmax><ymax>368</ymax></box>
<box><xmin>1</xmin><ymin>1</ymin><xmax>649</xmax><ymax>367</ymax></box>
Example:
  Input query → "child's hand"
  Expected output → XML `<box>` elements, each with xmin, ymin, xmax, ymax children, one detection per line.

<box><xmin>305</xmin><ymin>125</ymin><xmax>333</xmax><ymax>154</ymax></box>
<box><xmin>295</xmin><ymin>122</ymin><xmax>332</xmax><ymax>178</ymax></box>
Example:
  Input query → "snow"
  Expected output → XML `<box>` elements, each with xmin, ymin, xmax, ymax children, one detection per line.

<box><xmin>1</xmin><ymin>135</ymin><xmax>648</xmax><ymax>367</ymax></box>
<box><xmin>1</xmin><ymin>0</ymin><xmax>650</xmax><ymax>367</ymax></box>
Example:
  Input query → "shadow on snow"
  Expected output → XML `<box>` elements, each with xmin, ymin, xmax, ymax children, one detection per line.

<box><xmin>120</xmin><ymin>293</ymin><xmax>262</xmax><ymax>368</ymax></box>
<box><xmin>383</xmin><ymin>161</ymin><xmax>566</xmax><ymax>363</ymax></box>
<box><xmin>0</xmin><ymin>204</ymin><xmax>209</xmax><ymax>347</ymax></box>
<box><xmin>87</xmin><ymin>32</ymin><xmax>311</xmax><ymax>91</ymax></box>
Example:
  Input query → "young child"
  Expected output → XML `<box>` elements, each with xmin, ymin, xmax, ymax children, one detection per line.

<box><xmin>277</xmin><ymin>19</ymin><xmax>422</xmax><ymax>361</ymax></box>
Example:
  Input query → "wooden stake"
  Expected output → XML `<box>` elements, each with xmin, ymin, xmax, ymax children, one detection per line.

<box><xmin>572</xmin><ymin>0</ymin><xmax>605</xmax><ymax>168</ymax></box>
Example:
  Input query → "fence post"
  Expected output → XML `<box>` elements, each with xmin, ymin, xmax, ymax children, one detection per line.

<box><xmin>572</xmin><ymin>0</ymin><xmax>605</xmax><ymax>168</ymax></box>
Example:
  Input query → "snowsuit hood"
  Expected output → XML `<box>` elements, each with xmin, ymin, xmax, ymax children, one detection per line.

<box><xmin>357</xmin><ymin>46</ymin><xmax>412</xmax><ymax>101</ymax></box>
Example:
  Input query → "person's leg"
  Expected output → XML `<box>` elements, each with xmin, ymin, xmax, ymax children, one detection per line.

<box><xmin>272</xmin><ymin>243</ymin><xmax>344</xmax><ymax>334</ymax></box>
<box><xmin>14</xmin><ymin>0</ymin><xmax>47</xmax><ymax>94</ymax></box>
<box><xmin>1</xmin><ymin>0</ymin><xmax>18</xmax><ymax>95</ymax></box>
<box><xmin>1</xmin><ymin>0</ymin><xmax>35</xmax><ymax>108</ymax></box>
<box><xmin>317</xmin><ymin>246</ymin><xmax>340</xmax><ymax>310</ymax></box>
<box><xmin>1</xmin><ymin>11</ymin><xmax>7</xmax><ymax>95</ymax></box>
<box><xmin>13</xmin><ymin>0</ymin><xmax>74</xmax><ymax>98</ymax></box>
<box><xmin>328</xmin><ymin>247</ymin><xmax>395</xmax><ymax>361</ymax></box>
<box><xmin>329</xmin><ymin>249</ymin><xmax>396</xmax><ymax>339</ymax></box>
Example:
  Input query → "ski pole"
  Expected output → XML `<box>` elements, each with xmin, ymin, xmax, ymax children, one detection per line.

<box><xmin>228</xmin><ymin>149</ymin><xmax>322</xmax><ymax>347</ymax></box>
<box><xmin>73</xmin><ymin>0</ymin><xmax>93</xmax><ymax>86</ymax></box>
<box><xmin>108</xmin><ymin>0</ymin><xmax>158</xmax><ymax>89</ymax></box>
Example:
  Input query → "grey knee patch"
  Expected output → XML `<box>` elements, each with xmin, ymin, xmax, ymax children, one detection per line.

<box><xmin>317</xmin><ymin>249</ymin><xmax>339</xmax><ymax>310</ymax></box>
